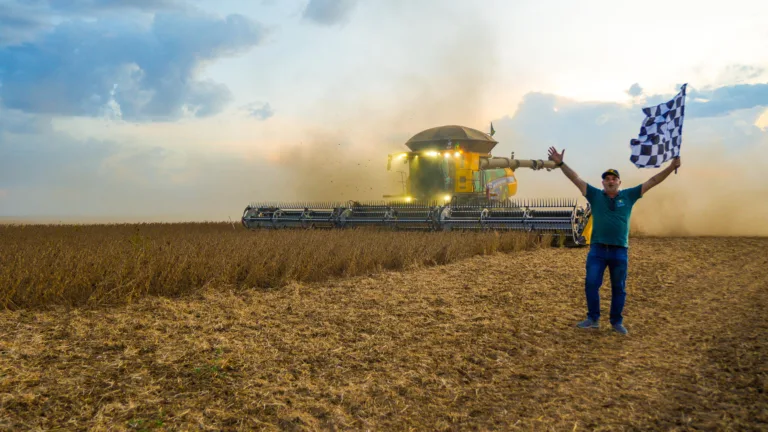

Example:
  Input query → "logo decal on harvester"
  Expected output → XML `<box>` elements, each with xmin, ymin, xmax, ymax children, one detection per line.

<box><xmin>486</xmin><ymin>176</ymin><xmax>516</xmax><ymax>197</ymax></box>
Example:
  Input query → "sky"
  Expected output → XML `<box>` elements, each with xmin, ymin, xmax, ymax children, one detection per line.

<box><xmin>1</xmin><ymin>0</ymin><xmax>767</xmax><ymax>234</ymax></box>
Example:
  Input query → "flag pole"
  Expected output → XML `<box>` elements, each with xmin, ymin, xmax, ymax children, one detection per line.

<box><xmin>675</xmin><ymin>83</ymin><xmax>687</xmax><ymax>175</ymax></box>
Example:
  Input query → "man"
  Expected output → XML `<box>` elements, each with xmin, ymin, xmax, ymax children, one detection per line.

<box><xmin>547</xmin><ymin>147</ymin><xmax>681</xmax><ymax>335</ymax></box>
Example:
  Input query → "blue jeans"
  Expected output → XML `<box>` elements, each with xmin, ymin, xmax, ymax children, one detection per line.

<box><xmin>585</xmin><ymin>243</ymin><xmax>628</xmax><ymax>325</ymax></box>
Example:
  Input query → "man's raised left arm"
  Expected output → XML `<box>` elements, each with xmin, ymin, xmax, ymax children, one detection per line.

<box><xmin>641</xmin><ymin>157</ymin><xmax>681</xmax><ymax>196</ymax></box>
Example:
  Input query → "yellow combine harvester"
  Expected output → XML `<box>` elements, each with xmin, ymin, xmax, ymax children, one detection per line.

<box><xmin>243</xmin><ymin>125</ymin><xmax>592</xmax><ymax>246</ymax></box>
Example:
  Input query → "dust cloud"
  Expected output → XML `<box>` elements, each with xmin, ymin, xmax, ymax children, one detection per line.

<box><xmin>629</xmin><ymin>143</ymin><xmax>768</xmax><ymax>237</ymax></box>
<box><xmin>264</xmin><ymin>21</ymin><xmax>500</xmax><ymax>204</ymax></box>
<box><xmin>268</xmin><ymin>131</ymin><xmax>393</xmax><ymax>202</ymax></box>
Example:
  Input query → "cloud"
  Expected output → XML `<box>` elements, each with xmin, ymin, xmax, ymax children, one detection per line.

<box><xmin>243</xmin><ymin>102</ymin><xmax>274</xmax><ymax>120</ymax></box>
<box><xmin>0</xmin><ymin>0</ymin><xmax>187</xmax><ymax>45</ymax></box>
<box><xmin>0</xmin><ymin>10</ymin><xmax>266</xmax><ymax>121</ymax></box>
<box><xmin>687</xmin><ymin>83</ymin><xmax>768</xmax><ymax>117</ymax></box>
<box><xmin>0</xmin><ymin>109</ymin><xmax>50</xmax><ymax>136</ymax></box>
<box><xmin>717</xmin><ymin>64</ymin><xmax>766</xmax><ymax>84</ymax></box>
<box><xmin>634</xmin><ymin>83</ymin><xmax>768</xmax><ymax>119</ymax></box>
<box><xmin>48</xmin><ymin>0</ymin><xmax>184</xmax><ymax>13</ymax></box>
<box><xmin>491</xmin><ymin>93</ymin><xmax>633</xmax><ymax>173</ymax></box>
<box><xmin>302</xmin><ymin>0</ymin><xmax>357</xmax><ymax>26</ymax></box>
<box><xmin>0</xmin><ymin>2</ymin><xmax>52</xmax><ymax>45</ymax></box>
<box><xmin>626</xmin><ymin>83</ymin><xmax>643</xmax><ymax>97</ymax></box>
<box><xmin>490</xmin><ymin>82</ymin><xmax>768</xmax><ymax>236</ymax></box>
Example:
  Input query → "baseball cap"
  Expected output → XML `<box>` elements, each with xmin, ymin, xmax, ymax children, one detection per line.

<box><xmin>601</xmin><ymin>169</ymin><xmax>620</xmax><ymax>179</ymax></box>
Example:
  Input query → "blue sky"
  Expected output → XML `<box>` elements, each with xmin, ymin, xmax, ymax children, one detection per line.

<box><xmin>1</xmin><ymin>0</ymin><xmax>767</xmax><ymax>233</ymax></box>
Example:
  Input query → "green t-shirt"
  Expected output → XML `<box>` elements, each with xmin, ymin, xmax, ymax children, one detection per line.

<box><xmin>585</xmin><ymin>184</ymin><xmax>643</xmax><ymax>248</ymax></box>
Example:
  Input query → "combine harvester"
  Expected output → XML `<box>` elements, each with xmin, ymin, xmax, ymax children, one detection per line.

<box><xmin>242</xmin><ymin>125</ymin><xmax>593</xmax><ymax>246</ymax></box>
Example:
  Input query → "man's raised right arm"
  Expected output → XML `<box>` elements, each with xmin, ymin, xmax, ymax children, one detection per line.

<box><xmin>547</xmin><ymin>147</ymin><xmax>587</xmax><ymax>196</ymax></box>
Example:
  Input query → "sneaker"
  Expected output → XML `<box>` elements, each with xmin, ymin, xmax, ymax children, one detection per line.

<box><xmin>576</xmin><ymin>318</ymin><xmax>599</xmax><ymax>329</ymax></box>
<box><xmin>612</xmin><ymin>323</ymin><xmax>628</xmax><ymax>335</ymax></box>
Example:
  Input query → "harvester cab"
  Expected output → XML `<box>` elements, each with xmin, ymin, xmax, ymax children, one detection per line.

<box><xmin>386</xmin><ymin>149</ymin><xmax>509</xmax><ymax>204</ymax></box>
<box><xmin>243</xmin><ymin>125</ymin><xmax>593</xmax><ymax>246</ymax></box>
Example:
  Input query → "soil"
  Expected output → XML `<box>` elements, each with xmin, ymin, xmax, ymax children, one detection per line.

<box><xmin>1</xmin><ymin>237</ymin><xmax>766</xmax><ymax>430</ymax></box>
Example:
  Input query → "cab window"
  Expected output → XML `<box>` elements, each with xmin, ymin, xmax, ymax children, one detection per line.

<box><xmin>486</xmin><ymin>169</ymin><xmax>507</xmax><ymax>182</ymax></box>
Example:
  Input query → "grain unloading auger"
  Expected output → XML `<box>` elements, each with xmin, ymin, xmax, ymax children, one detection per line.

<box><xmin>242</xmin><ymin>125</ymin><xmax>593</xmax><ymax>246</ymax></box>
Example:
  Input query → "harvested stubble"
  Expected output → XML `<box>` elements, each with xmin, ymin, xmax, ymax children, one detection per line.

<box><xmin>0</xmin><ymin>223</ymin><xmax>548</xmax><ymax>309</ymax></box>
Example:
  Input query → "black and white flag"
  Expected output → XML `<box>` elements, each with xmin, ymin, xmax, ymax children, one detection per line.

<box><xmin>630</xmin><ymin>84</ymin><xmax>687</xmax><ymax>168</ymax></box>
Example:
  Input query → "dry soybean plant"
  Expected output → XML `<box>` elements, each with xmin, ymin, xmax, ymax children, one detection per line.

<box><xmin>0</xmin><ymin>223</ymin><xmax>550</xmax><ymax>309</ymax></box>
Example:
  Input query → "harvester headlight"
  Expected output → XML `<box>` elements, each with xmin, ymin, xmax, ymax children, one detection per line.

<box><xmin>454</xmin><ymin>152</ymin><xmax>461</xmax><ymax>158</ymax></box>
<box><xmin>425</xmin><ymin>151</ymin><xmax>439</xmax><ymax>157</ymax></box>
<box><xmin>396</xmin><ymin>153</ymin><xmax>407</xmax><ymax>160</ymax></box>
<box><xmin>444</xmin><ymin>152</ymin><xmax>452</xmax><ymax>158</ymax></box>
<box><xmin>443</xmin><ymin>195</ymin><xmax>451</xmax><ymax>202</ymax></box>
<box><xmin>405</xmin><ymin>196</ymin><xmax>413</xmax><ymax>203</ymax></box>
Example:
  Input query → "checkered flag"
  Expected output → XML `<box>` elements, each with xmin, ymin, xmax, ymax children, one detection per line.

<box><xmin>630</xmin><ymin>84</ymin><xmax>687</xmax><ymax>168</ymax></box>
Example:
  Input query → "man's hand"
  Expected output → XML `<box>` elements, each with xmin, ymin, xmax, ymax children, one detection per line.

<box><xmin>548</xmin><ymin>147</ymin><xmax>565</xmax><ymax>164</ymax></box>
<box><xmin>670</xmin><ymin>157</ymin><xmax>681</xmax><ymax>170</ymax></box>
